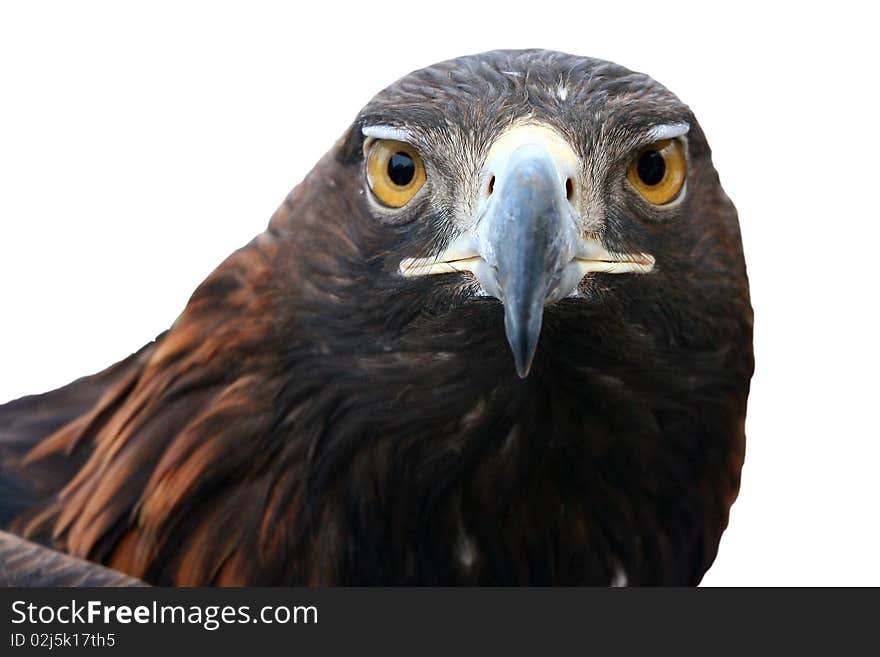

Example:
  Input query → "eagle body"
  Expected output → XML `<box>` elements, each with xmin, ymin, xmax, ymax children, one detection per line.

<box><xmin>0</xmin><ymin>50</ymin><xmax>752</xmax><ymax>585</ymax></box>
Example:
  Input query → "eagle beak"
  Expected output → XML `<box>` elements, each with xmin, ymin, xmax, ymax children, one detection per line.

<box><xmin>475</xmin><ymin>143</ymin><xmax>578</xmax><ymax>377</ymax></box>
<box><xmin>399</xmin><ymin>124</ymin><xmax>654</xmax><ymax>378</ymax></box>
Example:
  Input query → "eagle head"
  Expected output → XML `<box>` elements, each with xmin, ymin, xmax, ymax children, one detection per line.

<box><xmin>282</xmin><ymin>49</ymin><xmax>751</xmax><ymax>385</ymax></box>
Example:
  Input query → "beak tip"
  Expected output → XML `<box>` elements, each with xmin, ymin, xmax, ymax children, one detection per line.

<box><xmin>506</xmin><ymin>317</ymin><xmax>541</xmax><ymax>379</ymax></box>
<box><xmin>514</xmin><ymin>359</ymin><xmax>533</xmax><ymax>379</ymax></box>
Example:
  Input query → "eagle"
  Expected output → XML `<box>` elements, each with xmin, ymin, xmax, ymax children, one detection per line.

<box><xmin>0</xmin><ymin>49</ymin><xmax>753</xmax><ymax>586</ymax></box>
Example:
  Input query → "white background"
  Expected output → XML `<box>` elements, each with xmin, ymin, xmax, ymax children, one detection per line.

<box><xmin>1</xmin><ymin>1</ymin><xmax>877</xmax><ymax>585</ymax></box>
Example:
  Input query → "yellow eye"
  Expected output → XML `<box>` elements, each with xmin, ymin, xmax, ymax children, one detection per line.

<box><xmin>366</xmin><ymin>139</ymin><xmax>426</xmax><ymax>208</ymax></box>
<box><xmin>627</xmin><ymin>139</ymin><xmax>686</xmax><ymax>205</ymax></box>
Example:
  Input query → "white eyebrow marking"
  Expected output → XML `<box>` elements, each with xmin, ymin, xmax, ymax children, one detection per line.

<box><xmin>361</xmin><ymin>125</ymin><xmax>414</xmax><ymax>142</ymax></box>
<box><xmin>646</xmin><ymin>122</ymin><xmax>690</xmax><ymax>142</ymax></box>
<box><xmin>556</xmin><ymin>83</ymin><xmax>568</xmax><ymax>101</ymax></box>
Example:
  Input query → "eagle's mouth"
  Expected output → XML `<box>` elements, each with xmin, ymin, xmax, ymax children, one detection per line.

<box><xmin>399</xmin><ymin>248</ymin><xmax>654</xmax><ymax>279</ymax></box>
<box><xmin>399</xmin><ymin>254</ymin><xmax>483</xmax><ymax>278</ymax></box>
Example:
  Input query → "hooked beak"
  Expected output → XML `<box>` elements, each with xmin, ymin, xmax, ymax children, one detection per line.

<box><xmin>399</xmin><ymin>125</ymin><xmax>654</xmax><ymax>378</ymax></box>
<box><xmin>476</xmin><ymin>143</ymin><xmax>576</xmax><ymax>377</ymax></box>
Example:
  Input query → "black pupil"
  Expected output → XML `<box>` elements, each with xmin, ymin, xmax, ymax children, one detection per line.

<box><xmin>388</xmin><ymin>152</ymin><xmax>415</xmax><ymax>186</ymax></box>
<box><xmin>637</xmin><ymin>150</ymin><xmax>666</xmax><ymax>186</ymax></box>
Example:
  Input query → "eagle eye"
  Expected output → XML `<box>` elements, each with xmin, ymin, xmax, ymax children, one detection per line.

<box><xmin>366</xmin><ymin>139</ymin><xmax>426</xmax><ymax>208</ymax></box>
<box><xmin>627</xmin><ymin>139</ymin><xmax>686</xmax><ymax>205</ymax></box>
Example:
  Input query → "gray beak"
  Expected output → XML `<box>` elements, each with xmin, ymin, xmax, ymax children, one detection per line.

<box><xmin>476</xmin><ymin>144</ymin><xmax>578</xmax><ymax>378</ymax></box>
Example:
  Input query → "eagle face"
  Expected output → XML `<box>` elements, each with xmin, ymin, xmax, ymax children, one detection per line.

<box><xmin>324</xmin><ymin>50</ymin><xmax>749</xmax><ymax>381</ymax></box>
<box><xmin>6</xmin><ymin>49</ymin><xmax>753</xmax><ymax>586</ymax></box>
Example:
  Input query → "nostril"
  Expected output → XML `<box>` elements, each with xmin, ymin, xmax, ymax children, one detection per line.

<box><xmin>487</xmin><ymin>175</ymin><xmax>495</xmax><ymax>196</ymax></box>
<box><xmin>565</xmin><ymin>178</ymin><xmax>575</xmax><ymax>202</ymax></box>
